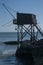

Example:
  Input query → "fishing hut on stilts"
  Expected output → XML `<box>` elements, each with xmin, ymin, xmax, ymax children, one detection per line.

<box><xmin>13</xmin><ymin>12</ymin><xmax>43</xmax><ymax>45</ymax></box>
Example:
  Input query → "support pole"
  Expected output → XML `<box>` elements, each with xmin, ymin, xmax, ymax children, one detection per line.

<box><xmin>30</xmin><ymin>24</ymin><xmax>33</xmax><ymax>42</ymax></box>
<box><xmin>20</xmin><ymin>25</ymin><xmax>23</xmax><ymax>42</ymax></box>
<box><xmin>17</xmin><ymin>25</ymin><xmax>20</xmax><ymax>45</ymax></box>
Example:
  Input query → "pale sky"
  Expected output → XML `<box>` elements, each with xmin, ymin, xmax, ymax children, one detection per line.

<box><xmin>0</xmin><ymin>0</ymin><xmax>43</xmax><ymax>32</ymax></box>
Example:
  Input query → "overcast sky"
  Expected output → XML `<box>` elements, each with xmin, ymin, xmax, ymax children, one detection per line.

<box><xmin>0</xmin><ymin>0</ymin><xmax>43</xmax><ymax>32</ymax></box>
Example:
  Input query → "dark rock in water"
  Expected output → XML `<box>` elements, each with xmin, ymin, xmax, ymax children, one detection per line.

<box><xmin>4</xmin><ymin>41</ymin><xmax>18</xmax><ymax>45</ymax></box>
<box><xmin>4</xmin><ymin>41</ymin><xmax>24</xmax><ymax>45</ymax></box>
<box><xmin>16</xmin><ymin>44</ymin><xmax>34</xmax><ymax>65</ymax></box>
<box><xmin>15</xmin><ymin>39</ymin><xmax>43</xmax><ymax>65</ymax></box>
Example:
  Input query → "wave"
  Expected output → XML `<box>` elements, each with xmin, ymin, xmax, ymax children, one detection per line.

<box><xmin>0</xmin><ymin>49</ymin><xmax>17</xmax><ymax>58</ymax></box>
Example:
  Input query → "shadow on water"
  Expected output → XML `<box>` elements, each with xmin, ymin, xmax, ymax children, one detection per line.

<box><xmin>17</xmin><ymin>57</ymin><xmax>34</xmax><ymax>65</ymax></box>
<box><xmin>3</xmin><ymin>55</ymin><xmax>34</xmax><ymax>65</ymax></box>
<box><xmin>17</xmin><ymin>52</ymin><xmax>35</xmax><ymax>65</ymax></box>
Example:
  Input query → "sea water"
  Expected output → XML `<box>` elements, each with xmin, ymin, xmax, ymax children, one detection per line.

<box><xmin>0</xmin><ymin>43</ymin><xmax>34</xmax><ymax>65</ymax></box>
<box><xmin>0</xmin><ymin>32</ymin><xmax>43</xmax><ymax>65</ymax></box>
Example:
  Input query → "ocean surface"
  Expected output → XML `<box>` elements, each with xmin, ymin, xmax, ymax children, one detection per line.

<box><xmin>0</xmin><ymin>32</ymin><xmax>43</xmax><ymax>65</ymax></box>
